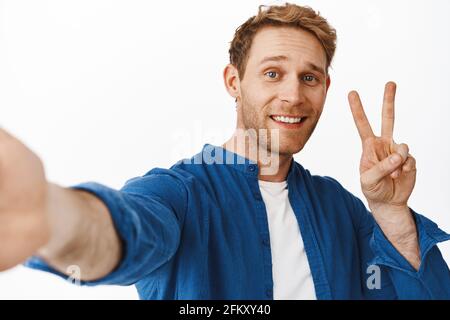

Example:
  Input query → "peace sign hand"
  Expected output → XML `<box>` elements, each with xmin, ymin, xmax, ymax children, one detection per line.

<box><xmin>348</xmin><ymin>82</ymin><xmax>416</xmax><ymax>218</ymax></box>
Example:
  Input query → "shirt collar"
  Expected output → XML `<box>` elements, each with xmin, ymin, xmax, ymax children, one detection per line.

<box><xmin>201</xmin><ymin>144</ymin><xmax>299</xmax><ymax>180</ymax></box>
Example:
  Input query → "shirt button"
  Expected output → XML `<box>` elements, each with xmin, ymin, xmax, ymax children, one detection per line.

<box><xmin>248</xmin><ymin>165</ymin><xmax>256</xmax><ymax>172</ymax></box>
<box><xmin>266</xmin><ymin>288</ymin><xmax>273</xmax><ymax>298</ymax></box>
<box><xmin>262</xmin><ymin>238</ymin><xmax>270</xmax><ymax>246</ymax></box>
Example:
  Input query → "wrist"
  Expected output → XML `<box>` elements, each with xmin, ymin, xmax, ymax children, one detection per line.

<box><xmin>370</xmin><ymin>203</ymin><xmax>421</xmax><ymax>270</ymax></box>
<box><xmin>37</xmin><ymin>183</ymin><xmax>82</xmax><ymax>259</ymax></box>
<box><xmin>370</xmin><ymin>204</ymin><xmax>415</xmax><ymax>237</ymax></box>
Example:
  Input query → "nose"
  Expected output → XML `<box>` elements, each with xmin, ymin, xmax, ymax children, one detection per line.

<box><xmin>278</xmin><ymin>76</ymin><xmax>306</xmax><ymax>106</ymax></box>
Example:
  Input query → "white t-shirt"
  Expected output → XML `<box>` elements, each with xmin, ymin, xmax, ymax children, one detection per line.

<box><xmin>259</xmin><ymin>179</ymin><xmax>317</xmax><ymax>300</ymax></box>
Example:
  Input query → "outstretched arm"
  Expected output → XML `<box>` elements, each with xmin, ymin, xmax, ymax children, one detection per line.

<box><xmin>0</xmin><ymin>128</ymin><xmax>121</xmax><ymax>280</ymax></box>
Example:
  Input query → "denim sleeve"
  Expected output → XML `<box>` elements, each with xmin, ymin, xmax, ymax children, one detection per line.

<box><xmin>352</xmin><ymin>195</ymin><xmax>450</xmax><ymax>299</ymax></box>
<box><xmin>24</xmin><ymin>168</ymin><xmax>188</xmax><ymax>286</ymax></box>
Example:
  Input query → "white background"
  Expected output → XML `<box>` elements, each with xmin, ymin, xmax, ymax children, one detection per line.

<box><xmin>0</xmin><ymin>0</ymin><xmax>449</xmax><ymax>299</ymax></box>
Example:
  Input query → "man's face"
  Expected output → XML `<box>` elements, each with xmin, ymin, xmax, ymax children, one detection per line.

<box><xmin>236</xmin><ymin>26</ymin><xmax>330</xmax><ymax>156</ymax></box>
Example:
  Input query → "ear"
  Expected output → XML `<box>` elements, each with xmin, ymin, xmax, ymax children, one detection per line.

<box><xmin>223</xmin><ymin>64</ymin><xmax>241</xmax><ymax>101</ymax></box>
<box><xmin>325</xmin><ymin>75</ymin><xmax>331</xmax><ymax>93</ymax></box>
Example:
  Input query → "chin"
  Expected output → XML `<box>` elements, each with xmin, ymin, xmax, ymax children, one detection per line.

<box><xmin>284</xmin><ymin>145</ymin><xmax>305</xmax><ymax>156</ymax></box>
<box><xmin>271</xmin><ymin>141</ymin><xmax>305</xmax><ymax>157</ymax></box>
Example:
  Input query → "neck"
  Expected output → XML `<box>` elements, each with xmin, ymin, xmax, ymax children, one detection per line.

<box><xmin>222</xmin><ymin>130</ymin><xmax>293</xmax><ymax>182</ymax></box>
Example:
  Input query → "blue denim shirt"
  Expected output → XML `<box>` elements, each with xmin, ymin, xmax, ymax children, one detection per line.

<box><xmin>26</xmin><ymin>144</ymin><xmax>450</xmax><ymax>299</ymax></box>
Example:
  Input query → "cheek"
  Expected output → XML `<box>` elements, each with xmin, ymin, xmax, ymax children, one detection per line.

<box><xmin>306</xmin><ymin>89</ymin><xmax>326</xmax><ymax>114</ymax></box>
<box><xmin>242</xmin><ymin>84</ymin><xmax>273</xmax><ymax>113</ymax></box>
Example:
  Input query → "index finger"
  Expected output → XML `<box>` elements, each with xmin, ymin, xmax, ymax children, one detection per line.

<box><xmin>348</xmin><ymin>91</ymin><xmax>375</xmax><ymax>142</ymax></box>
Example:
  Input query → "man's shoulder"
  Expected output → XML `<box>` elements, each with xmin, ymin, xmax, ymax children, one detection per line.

<box><xmin>122</xmin><ymin>146</ymin><xmax>222</xmax><ymax>193</ymax></box>
<box><xmin>293</xmin><ymin>161</ymin><xmax>347</xmax><ymax>192</ymax></box>
<box><xmin>293</xmin><ymin>162</ymin><xmax>369</xmax><ymax>226</ymax></box>
<box><xmin>292</xmin><ymin>161</ymin><xmax>365</xmax><ymax>207</ymax></box>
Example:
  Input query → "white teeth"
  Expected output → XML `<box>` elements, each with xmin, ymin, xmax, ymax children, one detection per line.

<box><xmin>272</xmin><ymin>116</ymin><xmax>303</xmax><ymax>124</ymax></box>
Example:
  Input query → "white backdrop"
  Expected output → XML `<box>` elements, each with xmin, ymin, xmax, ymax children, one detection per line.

<box><xmin>0</xmin><ymin>0</ymin><xmax>449</xmax><ymax>299</ymax></box>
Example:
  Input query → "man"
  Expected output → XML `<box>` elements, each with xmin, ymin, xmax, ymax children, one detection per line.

<box><xmin>0</xmin><ymin>3</ymin><xmax>449</xmax><ymax>299</ymax></box>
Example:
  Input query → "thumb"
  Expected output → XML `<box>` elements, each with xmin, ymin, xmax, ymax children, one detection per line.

<box><xmin>361</xmin><ymin>153</ymin><xmax>404</xmax><ymax>190</ymax></box>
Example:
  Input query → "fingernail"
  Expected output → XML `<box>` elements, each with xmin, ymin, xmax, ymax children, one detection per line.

<box><xmin>390</xmin><ymin>154</ymin><xmax>401</xmax><ymax>164</ymax></box>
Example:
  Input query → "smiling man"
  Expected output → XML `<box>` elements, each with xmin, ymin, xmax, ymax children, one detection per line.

<box><xmin>0</xmin><ymin>3</ymin><xmax>449</xmax><ymax>300</ymax></box>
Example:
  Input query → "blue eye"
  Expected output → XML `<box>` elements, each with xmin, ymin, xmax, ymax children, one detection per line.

<box><xmin>303</xmin><ymin>75</ymin><xmax>316</xmax><ymax>82</ymax></box>
<box><xmin>265</xmin><ymin>71</ymin><xmax>278</xmax><ymax>79</ymax></box>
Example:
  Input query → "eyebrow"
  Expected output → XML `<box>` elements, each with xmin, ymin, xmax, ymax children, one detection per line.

<box><xmin>259</xmin><ymin>55</ymin><xmax>326</xmax><ymax>76</ymax></box>
<box><xmin>259</xmin><ymin>55</ymin><xmax>289</xmax><ymax>64</ymax></box>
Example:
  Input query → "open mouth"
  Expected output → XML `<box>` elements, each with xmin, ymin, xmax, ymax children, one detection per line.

<box><xmin>270</xmin><ymin>115</ymin><xmax>306</xmax><ymax>127</ymax></box>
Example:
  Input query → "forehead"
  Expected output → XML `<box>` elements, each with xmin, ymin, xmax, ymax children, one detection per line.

<box><xmin>247</xmin><ymin>26</ymin><xmax>326</xmax><ymax>69</ymax></box>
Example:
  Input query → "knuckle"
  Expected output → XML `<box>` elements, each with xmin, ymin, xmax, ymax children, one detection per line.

<box><xmin>399</xmin><ymin>143</ymin><xmax>409</xmax><ymax>153</ymax></box>
<box><xmin>403</xmin><ymin>156</ymin><xmax>417</xmax><ymax>172</ymax></box>
<box><xmin>381</xmin><ymin>158</ymin><xmax>392</xmax><ymax>172</ymax></box>
<box><xmin>410</xmin><ymin>157</ymin><xmax>417</xmax><ymax>170</ymax></box>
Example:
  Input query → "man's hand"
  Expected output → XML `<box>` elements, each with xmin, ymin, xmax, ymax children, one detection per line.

<box><xmin>0</xmin><ymin>127</ymin><xmax>121</xmax><ymax>280</ymax></box>
<box><xmin>0</xmin><ymin>127</ymin><xmax>50</xmax><ymax>270</ymax></box>
<box><xmin>348</xmin><ymin>82</ymin><xmax>420</xmax><ymax>270</ymax></box>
